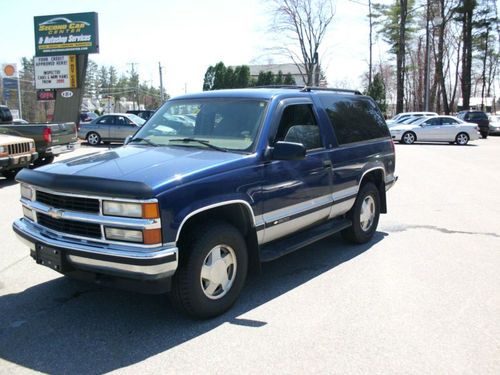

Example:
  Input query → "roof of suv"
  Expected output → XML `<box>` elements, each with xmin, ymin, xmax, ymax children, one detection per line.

<box><xmin>173</xmin><ymin>87</ymin><xmax>364</xmax><ymax>101</ymax></box>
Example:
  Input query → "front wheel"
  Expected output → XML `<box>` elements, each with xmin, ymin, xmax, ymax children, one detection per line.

<box><xmin>86</xmin><ymin>132</ymin><xmax>101</xmax><ymax>146</ymax></box>
<box><xmin>455</xmin><ymin>132</ymin><xmax>469</xmax><ymax>145</ymax></box>
<box><xmin>401</xmin><ymin>131</ymin><xmax>416</xmax><ymax>144</ymax></box>
<box><xmin>342</xmin><ymin>182</ymin><xmax>380</xmax><ymax>244</ymax></box>
<box><xmin>169</xmin><ymin>221</ymin><xmax>248</xmax><ymax>319</ymax></box>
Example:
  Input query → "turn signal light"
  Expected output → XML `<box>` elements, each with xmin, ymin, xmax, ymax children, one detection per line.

<box><xmin>143</xmin><ymin>228</ymin><xmax>162</xmax><ymax>244</ymax></box>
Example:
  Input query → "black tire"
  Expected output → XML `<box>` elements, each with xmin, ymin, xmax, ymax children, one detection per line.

<box><xmin>455</xmin><ymin>132</ymin><xmax>469</xmax><ymax>145</ymax></box>
<box><xmin>480</xmin><ymin>131</ymin><xmax>488</xmax><ymax>139</ymax></box>
<box><xmin>401</xmin><ymin>131</ymin><xmax>416</xmax><ymax>144</ymax></box>
<box><xmin>33</xmin><ymin>155</ymin><xmax>55</xmax><ymax>167</ymax></box>
<box><xmin>342</xmin><ymin>182</ymin><xmax>380</xmax><ymax>244</ymax></box>
<box><xmin>169</xmin><ymin>221</ymin><xmax>248</xmax><ymax>319</ymax></box>
<box><xmin>86</xmin><ymin>132</ymin><xmax>101</xmax><ymax>146</ymax></box>
<box><xmin>2</xmin><ymin>169</ymin><xmax>20</xmax><ymax>179</ymax></box>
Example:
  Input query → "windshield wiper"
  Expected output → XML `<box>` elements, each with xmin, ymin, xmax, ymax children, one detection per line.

<box><xmin>128</xmin><ymin>137</ymin><xmax>159</xmax><ymax>147</ymax></box>
<box><xmin>169</xmin><ymin>138</ymin><xmax>227</xmax><ymax>152</ymax></box>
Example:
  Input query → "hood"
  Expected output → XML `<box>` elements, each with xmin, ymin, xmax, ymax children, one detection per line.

<box><xmin>17</xmin><ymin>145</ymin><xmax>254</xmax><ymax>199</ymax></box>
<box><xmin>0</xmin><ymin>134</ymin><xmax>34</xmax><ymax>145</ymax></box>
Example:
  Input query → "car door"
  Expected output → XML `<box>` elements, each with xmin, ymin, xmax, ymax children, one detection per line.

<box><xmin>439</xmin><ymin>117</ymin><xmax>461</xmax><ymax>140</ymax></box>
<box><xmin>94</xmin><ymin>116</ymin><xmax>113</xmax><ymax>140</ymax></box>
<box><xmin>112</xmin><ymin>115</ymin><xmax>137</xmax><ymax>141</ymax></box>
<box><xmin>419</xmin><ymin>117</ymin><xmax>442</xmax><ymax>140</ymax></box>
<box><xmin>260</xmin><ymin>100</ymin><xmax>333</xmax><ymax>244</ymax></box>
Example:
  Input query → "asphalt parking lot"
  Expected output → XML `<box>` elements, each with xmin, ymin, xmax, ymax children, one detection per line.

<box><xmin>1</xmin><ymin>138</ymin><xmax>499</xmax><ymax>374</ymax></box>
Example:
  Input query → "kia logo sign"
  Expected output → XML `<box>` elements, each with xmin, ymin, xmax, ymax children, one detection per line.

<box><xmin>61</xmin><ymin>91</ymin><xmax>73</xmax><ymax>98</ymax></box>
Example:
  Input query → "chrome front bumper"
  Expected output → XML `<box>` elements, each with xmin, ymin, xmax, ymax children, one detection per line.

<box><xmin>13</xmin><ymin>218</ymin><xmax>178</xmax><ymax>280</ymax></box>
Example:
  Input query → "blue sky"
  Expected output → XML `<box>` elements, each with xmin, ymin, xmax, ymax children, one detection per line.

<box><xmin>1</xmin><ymin>0</ymin><xmax>390</xmax><ymax>97</ymax></box>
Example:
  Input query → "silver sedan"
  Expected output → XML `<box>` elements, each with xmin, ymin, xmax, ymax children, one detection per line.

<box><xmin>78</xmin><ymin>113</ymin><xmax>146</xmax><ymax>146</ymax></box>
<box><xmin>390</xmin><ymin>116</ymin><xmax>480</xmax><ymax>145</ymax></box>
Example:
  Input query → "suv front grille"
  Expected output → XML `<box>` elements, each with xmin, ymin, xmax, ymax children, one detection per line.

<box><xmin>8</xmin><ymin>142</ymin><xmax>30</xmax><ymax>155</ymax></box>
<box><xmin>36</xmin><ymin>191</ymin><xmax>100</xmax><ymax>213</ymax></box>
<box><xmin>37</xmin><ymin>213</ymin><xmax>102</xmax><ymax>239</ymax></box>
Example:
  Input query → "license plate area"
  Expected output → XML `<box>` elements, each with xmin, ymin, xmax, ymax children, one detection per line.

<box><xmin>36</xmin><ymin>244</ymin><xmax>66</xmax><ymax>272</ymax></box>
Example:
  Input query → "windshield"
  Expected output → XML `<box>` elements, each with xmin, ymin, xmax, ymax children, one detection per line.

<box><xmin>132</xmin><ymin>98</ymin><xmax>268</xmax><ymax>152</ymax></box>
<box><xmin>126</xmin><ymin>114</ymin><xmax>146</xmax><ymax>125</ymax></box>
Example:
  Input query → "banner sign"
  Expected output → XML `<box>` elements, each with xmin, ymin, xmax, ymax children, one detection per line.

<box><xmin>34</xmin><ymin>12</ymin><xmax>99</xmax><ymax>56</ymax></box>
<box><xmin>37</xmin><ymin>90</ymin><xmax>57</xmax><ymax>101</ymax></box>
<box><xmin>34</xmin><ymin>55</ymin><xmax>77</xmax><ymax>89</ymax></box>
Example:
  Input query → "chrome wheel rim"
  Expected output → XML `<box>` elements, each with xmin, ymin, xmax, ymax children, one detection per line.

<box><xmin>457</xmin><ymin>134</ymin><xmax>468</xmax><ymax>145</ymax></box>
<box><xmin>403</xmin><ymin>133</ymin><xmax>415</xmax><ymax>144</ymax></box>
<box><xmin>200</xmin><ymin>244</ymin><xmax>237</xmax><ymax>300</ymax></box>
<box><xmin>360</xmin><ymin>195</ymin><xmax>376</xmax><ymax>231</ymax></box>
<box><xmin>88</xmin><ymin>133</ymin><xmax>99</xmax><ymax>145</ymax></box>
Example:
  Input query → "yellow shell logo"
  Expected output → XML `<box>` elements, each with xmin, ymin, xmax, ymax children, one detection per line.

<box><xmin>3</xmin><ymin>64</ymin><xmax>16</xmax><ymax>77</ymax></box>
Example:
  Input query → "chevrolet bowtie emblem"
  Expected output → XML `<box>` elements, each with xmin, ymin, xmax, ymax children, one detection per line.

<box><xmin>47</xmin><ymin>208</ymin><xmax>64</xmax><ymax>219</ymax></box>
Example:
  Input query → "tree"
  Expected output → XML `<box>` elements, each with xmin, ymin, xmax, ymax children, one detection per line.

<box><xmin>373</xmin><ymin>0</ymin><xmax>416</xmax><ymax>113</ymax></box>
<box><xmin>256</xmin><ymin>71</ymin><xmax>274</xmax><ymax>86</ymax></box>
<box><xmin>366</xmin><ymin>72</ymin><xmax>388</xmax><ymax>114</ymax></box>
<box><xmin>270</xmin><ymin>0</ymin><xmax>334</xmax><ymax>85</ymax></box>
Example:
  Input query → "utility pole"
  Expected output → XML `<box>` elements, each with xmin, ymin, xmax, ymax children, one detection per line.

<box><xmin>158</xmin><ymin>62</ymin><xmax>164</xmax><ymax>102</ymax></box>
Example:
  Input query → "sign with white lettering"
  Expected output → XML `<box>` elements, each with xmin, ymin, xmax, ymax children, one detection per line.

<box><xmin>34</xmin><ymin>55</ymin><xmax>77</xmax><ymax>89</ymax></box>
<box><xmin>34</xmin><ymin>12</ymin><xmax>99</xmax><ymax>56</ymax></box>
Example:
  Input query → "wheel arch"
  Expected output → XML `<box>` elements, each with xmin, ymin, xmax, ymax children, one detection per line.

<box><xmin>176</xmin><ymin>200</ymin><xmax>261</xmax><ymax>274</ymax></box>
<box><xmin>358</xmin><ymin>167</ymin><xmax>387</xmax><ymax>214</ymax></box>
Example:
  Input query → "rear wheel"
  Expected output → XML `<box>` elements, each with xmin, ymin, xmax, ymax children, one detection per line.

<box><xmin>342</xmin><ymin>182</ymin><xmax>380</xmax><ymax>244</ymax></box>
<box><xmin>455</xmin><ymin>132</ymin><xmax>469</xmax><ymax>145</ymax></box>
<box><xmin>86</xmin><ymin>132</ymin><xmax>101</xmax><ymax>146</ymax></box>
<box><xmin>480</xmin><ymin>131</ymin><xmax>488</xmax><ymax>139</ymax></box>
<box><xmin>169</xmin><ymin>221</ymin><xmax>248</xmax><ymax>319</ymax></box>
<box><xmin>401</xmin><ymin>131</ymin><xmax>416</xmax><ymax>144</ymax></box>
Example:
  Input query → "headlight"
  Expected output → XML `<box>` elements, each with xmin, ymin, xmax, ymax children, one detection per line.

<box><xmin>29</xmin><ymin>142</ymin><xmax>35</xmax><ymax>152</ymax></box>
<box><xmin>105</xmin><ymin>227</ymin><xmax>143</xmax><ymax>243</ymax></box>
<box><xmin>102</xmin><ymin>201</ymin><xmax>159</xmax><ymax>219</ymax></box>
<box><xmin>0</xmin><ymin>146</ymin><xmax>6</xmax><ymax>157</ymax></box>
<box><xmin>20</xmin><ymin>184</ymin><xmax>33</xmax><ymax>200</ymax></box>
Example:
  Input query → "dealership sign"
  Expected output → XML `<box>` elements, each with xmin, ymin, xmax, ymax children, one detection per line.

<box><xmin>34</xmin><ymin>12</ymin><xmax>99</xmax><ymax>56</ymax></box>
<box><xmin>34</xmin><ymin>55</ymin><xmax>77</xmax><ymax>89</ymax></box>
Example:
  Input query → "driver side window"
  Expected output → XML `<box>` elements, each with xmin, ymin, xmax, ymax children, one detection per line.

<box><xmin>274</xmin><ymin>104</ymin><xmax>323</xmax><ymax>151</ymax></box>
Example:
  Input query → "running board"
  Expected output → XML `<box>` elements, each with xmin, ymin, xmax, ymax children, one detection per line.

<box><xmin>259</xmin><ymin>218</ymin><xmax>352</xmax><ymax>262</ymax></box>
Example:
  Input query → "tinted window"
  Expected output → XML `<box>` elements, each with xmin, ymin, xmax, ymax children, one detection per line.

<box><xmin>319</xmin><ymin>95</ymin><xmax>389</xmax><ymax>145</ymax></box>
<box><xmin>274</xmin><ymin>104</ymin><xmax>322</xmax><ymax>150</ymax></box>
<box><xmin>425</xmin><ymin>117</ymin><xmax>441</xmax><ymax>126</ymax></box>
<box><xmin>442</xmin><ymin>118</ymin><xmax>459</xmax><ymax>125</ymax></box>
<box><xmin>97</xmin><ymin>116</ymin><xmax>115</xmax><ymax>125</ymax></box>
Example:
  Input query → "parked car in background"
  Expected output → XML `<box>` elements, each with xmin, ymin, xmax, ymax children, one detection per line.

<box><xmin>488</xmin><ymin>114</ymin><xmax>500</xmax><ymax>135</ymax></box>
<box><xmin>457</xmin><ymin>110</ymin><xmax>489</xmax><ymax>138</ymax></box>
<box><xmin>386</xmin><ymin>111</ymin><xmax>438</xmax><ymax>126</ymax></box>
<box><xmin>0</xmin><ymin>105</ymin><xmax>79</xmax><ymax>166</ymax></box>
<box><xmin>78</xmin><ymin>113</ymin><xmax>146</xmax><ymax>145</ymax></box>
<box><xmin>390</xmin><ymin>115</ymin><xmax>479</xmax><ymax>145</ymax></box>
<box><xmin>0</xmin><ymin>131</ymin><xmax>38</xmax><ymax>179</ymax></box>
<box><xmin>126</xmin><ymin>110</ymin><xmax>155</xmax><ymax>121</ymax></box>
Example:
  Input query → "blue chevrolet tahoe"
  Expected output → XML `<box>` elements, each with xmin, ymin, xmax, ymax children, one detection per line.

<box><xmin>13</xmin><ymin>87</ymin><xmax>397</xmax><ymax>318</ymax></box>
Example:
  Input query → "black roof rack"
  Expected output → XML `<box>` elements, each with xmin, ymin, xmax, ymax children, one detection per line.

<box><xmin>252</xmin><ymin>85</ymin><xmax>362</xmax><ymax>95</ymax></box>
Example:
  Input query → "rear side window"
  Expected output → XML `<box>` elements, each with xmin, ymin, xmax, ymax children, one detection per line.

<box><xmin>319</xmin><ymin>95</ymin><xmax>389</xmax><ymax>145</ymax></box>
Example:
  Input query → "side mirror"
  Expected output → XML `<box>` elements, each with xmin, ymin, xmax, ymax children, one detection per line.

<box><xmin>271</xmin><ymin>141</ymin><xmax>306</xmax><ymax>161</ymax></box>
<box><xmin>124</xmin><ymin>135</ymin><xmax>132</xmax><ymax>145</ymax></box>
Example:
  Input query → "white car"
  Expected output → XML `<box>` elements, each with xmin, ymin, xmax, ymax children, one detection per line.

<box><xmin>390</xmin><ymin>115</ymin><xmax>480</xmax><ymax>145</ymax></box>
<box><xmin>386</xmin><ymin>111</ymin><xmax>438</xmax><ymax>126</ymax></box>
<box><xmin>488</xmin><ymin>115</ymin><xmax>500</xmax><ymax>135</ymax></box>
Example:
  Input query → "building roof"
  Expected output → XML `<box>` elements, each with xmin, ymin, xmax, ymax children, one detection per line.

<box><xmin>248</xmin><ymin>63</ymin><xmax>304</xmax><ymax>76</ymax></box>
